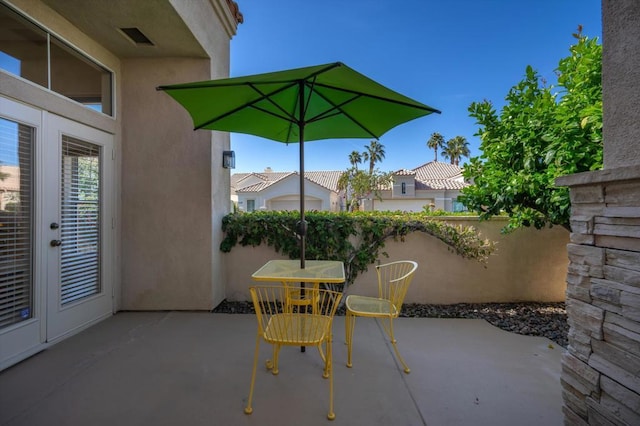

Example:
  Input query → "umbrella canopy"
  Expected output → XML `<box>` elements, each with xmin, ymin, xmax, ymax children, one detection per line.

<box><xmin>157</xmin><ymin>62</ymin><xmax>440</xmax><ymax>267</ymax></box>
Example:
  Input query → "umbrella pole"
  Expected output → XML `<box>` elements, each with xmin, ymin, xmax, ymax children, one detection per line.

<box><xmin>299</xmin><ymin>133</ymin><xmax>305</xmax><ymax>270</ymax></box>
<box><xmin>298</xmin><ymin>91</ymin><xmax>307</xmax><ymax>353</ymax></box>
<box><xmin>298</xmin><ymin>82</ymin><xmax>306</xmax><ymax>271</ymax></box>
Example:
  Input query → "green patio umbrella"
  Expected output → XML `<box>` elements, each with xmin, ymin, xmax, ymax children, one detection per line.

<box><xmin>157</xmin><ymin>62</ymin><xmax>440</xmax><ymax>268</ymax></box>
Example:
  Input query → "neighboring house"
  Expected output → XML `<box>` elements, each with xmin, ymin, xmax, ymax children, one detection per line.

<box><xmin>0</xmin><ymin>0</ymin><xmax>242</xmax><ymax>370</ymax></box>
<box><xmin>0</xmin><ymin>164</ymin><xmax>19</xmax><ymax>210</ymax></box>
<box><xmin>232</xmin><ymin>169</ymin><xmax>343</xmax><ymax>212</ymax></box>
<box><xmin>370</xmin><ymin>161</ymin><xmax>469</xmax><ymax>212</ymax></box>
<box><xmin>232</xmin><ymin>161</ymin><xmax>468</xmax><ymax>213</ymax></box>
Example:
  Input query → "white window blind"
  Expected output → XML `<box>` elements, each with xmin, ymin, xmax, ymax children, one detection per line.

<box><xmin>60</xmin><ymin>136</ymin><xmax>101</xmax><ymax>305</ymax></box>
<box><xmin>0</xmin><ymin>118</ymin><xmax>34</xmax><ymax>329</ymax></box>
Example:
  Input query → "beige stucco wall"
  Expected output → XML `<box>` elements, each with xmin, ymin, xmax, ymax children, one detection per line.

<box><xmin>120</xmin><ymin>58</ymin><xmax>215</xmax><ymax>310</ymax></box>
<box><xmin>224</xmin><ymin>217</ymin><xmax>570</xmax><ymax>304</ymax></box>
<box><xmin>3</xmin><ymin>0</ymin><xmax>236</xmax><ymax>310</ymax></box>
<box><xmin>370</xmin><ymin>189</ymin><xmax>461</xmax><ymax>212</ymax></box>
<box><xmin>120</xmin><ymin>0</ymin><xmax>235</xmax><ymax>311</ymax></box>
<box><xmin>119</xmin><ymin>1</ymin><xmax>234</xmax><ymax>310</ymax></box>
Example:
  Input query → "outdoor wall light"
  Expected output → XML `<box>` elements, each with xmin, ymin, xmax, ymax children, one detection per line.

<box><xmin>223</xmin><ymin>150</ymin><xmax>235</xmax><ymax>169</ymax></box>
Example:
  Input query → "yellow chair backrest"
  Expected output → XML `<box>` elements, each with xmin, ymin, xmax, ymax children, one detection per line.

<box><xmin>376</xmin><ymin>260</ymin><xmax>418</xmax><ymax>316</ymax></box>
<box><xmin>249</xmin><ymin>285</ymin><xmax>342</xmax><ymax>345</ymax></box>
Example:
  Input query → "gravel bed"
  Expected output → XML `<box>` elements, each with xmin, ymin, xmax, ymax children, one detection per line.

<box><xmin>213</xmin><ymin>300</ymin><xmax>568</xmax><ymax>348</ymax></box>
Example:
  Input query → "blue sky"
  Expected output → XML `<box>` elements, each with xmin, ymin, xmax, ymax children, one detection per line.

<box><xmin>229</xmin><ymin>0</ymin><xmax>602</xmax><ymax>174</ymax></box>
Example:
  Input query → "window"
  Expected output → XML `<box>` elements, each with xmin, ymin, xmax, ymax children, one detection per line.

<box><xmin>452</xmin><ymin>200</ymin><xmax>467</xmax><ymax>212</ymax></box>
<box><xmin>246</xmin><ymin>199</ymin><xmax>255</xmax><ymax>212</ymax></box>
<box><xmin>0</xmin><ymin>117</ymin><xmax>34</xmax><ymax>328</ymax></box>
<box><xmin>60</xmin><ymin>136</ymin><xmax>101</xmax><ymax>304</ymax></box>
<box><xmin>0</xmin><ymin>3</ymin><xmax>113</xmax><ymax>116</ymax></box>
<box><xmin>401</xmin><ymin>182</ymin><xmax>406</xmax><ymax>195</ymax></box>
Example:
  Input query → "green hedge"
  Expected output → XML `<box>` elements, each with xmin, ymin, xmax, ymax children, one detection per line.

<box><xmin>221</xmin><ymin>211</ymin><xmax>495</xmax><ymax>287</ymax></box>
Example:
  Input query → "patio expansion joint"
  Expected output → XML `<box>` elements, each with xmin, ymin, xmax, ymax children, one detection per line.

<box><xmin>375</xmin><ymin>318</ymin><xmax>428</xmax><ymax>426</ymax></box>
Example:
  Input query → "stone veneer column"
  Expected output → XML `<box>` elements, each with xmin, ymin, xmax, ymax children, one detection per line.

<box><xmin>557</xmin><ymin>167</ymin><xmax>640</xmax><ymax>425</ymax></box>
<box><xmin>556</xmin><ymin>1</ymin><xmax>640</xmax><ymax>423</ymax></box>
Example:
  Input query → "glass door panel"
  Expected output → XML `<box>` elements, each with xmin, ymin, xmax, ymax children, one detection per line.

<box><xmin>0</xmin><ymin>97</ymin><xmax>42</xmax><ymax>371</ymax></box>
<box><xmin>0</xmin><ymin>118</ymin><xmax>34</xmax><ymax>328</ymax></box>
<box><xmin>60</xmin><ymin>137</ymin><xmax>101</xmax><ymax>305</ymax></box>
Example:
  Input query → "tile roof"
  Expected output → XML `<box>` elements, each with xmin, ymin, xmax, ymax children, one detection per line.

<box><xmin>414</xmin><ymin>179</ymin><xmax>468</xmax><ymax>190</ymax></box>
<box><xmin>304</xmin><ymin>171</ymin><xmax>343</xmax><ymax>191</ymax></box>
<box><xmin>232</xmin><ymin>171</ymin><xmax>343</xmax><ymax>193</ymax></box>
<box><xmin>234</xmin><ymin>172</ymin><xmax>291</xmax><ymax>193</ymax></box>
<box><xmin>393</xmin><ymin>168</ymin><xmax>416</xmax><ymax>176</ymax></box>
<box><xmin>410</xmin><ymin>161</ymin><xmax>468</xmax><ymax>190</ymax></box>
<box><xmin>382</xmin><ymin>161</ymin><xmax>468</xmax><ymax>190</ymax></box>
<box><xmin>232</xmin><ymin>162</ymin><xmax>467</xmax><ymax>194</ymax></box>
<box><xmin>412</xmin><ymin>161</ymin><xmax>464</xmax><ymax>180</ymax></box>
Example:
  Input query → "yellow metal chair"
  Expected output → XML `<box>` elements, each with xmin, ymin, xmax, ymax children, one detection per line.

<box><xmin>244</xmin><ymin>285</ymin><xmax>343</xmax><ymax>420</ymax></box>
<box><xmin>345</xmin><ymin>260</ymin><xmax>418</xmax><ymax>374</ymax></box>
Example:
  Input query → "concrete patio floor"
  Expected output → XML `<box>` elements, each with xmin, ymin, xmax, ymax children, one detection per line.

<box><xmin>0</xmin><ymin>312</ymin><xmax>564</xmax><ymax>426</ymax></box>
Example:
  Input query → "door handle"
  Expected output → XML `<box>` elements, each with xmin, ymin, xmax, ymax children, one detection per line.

<box><xmin>50</xmin><ymin>240</ymin><xmax>62</xmax><ymax>247</ymax></box>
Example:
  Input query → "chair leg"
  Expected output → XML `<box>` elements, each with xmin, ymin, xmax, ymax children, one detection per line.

<box><xmin>265</xmin><ymin>344</ymin><xmax>281</xmax><ymax>374</ymax></box>
<box><xmin>321</xmin><ymin>340</ymin><xmax>330</xmax><ymax>378</ymax></box>
<box><xmin>387</xmin><ymin>318</ymin><xmax>410</xmax><ymax>374</ymax></box>
<box><xmin>344</xmin><ymin>310</ymin><xmax>350</xmax><ymax>346</ymax></box>
<box><xmin>327</xmin><ymin>337</ymin><xmax>336</xmax><ymax>421</ymax></box>
<box><xmin>244</xmin><ymin>333</ymin><xmax>261</xmax><ymax>415</ymax></box>
<box><xmin>272</xmin><ymin>344</ymin><xmax>281</xmax><ymax>375</ymax></box>
<box><xmin>345</xmin><ymin>311</ymin><xmax>355</xmax><ymax>368</ymax></box>
<box><xmin>318</xmin><ymin>344</ymin><xmax>327</xmax><ymax>375</ymax></box>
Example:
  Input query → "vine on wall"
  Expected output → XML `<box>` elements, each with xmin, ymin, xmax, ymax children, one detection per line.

<box><xmin>220</xmin><ymin>211</ymin><xmax>495</xmax><ymax>287</ymax></box>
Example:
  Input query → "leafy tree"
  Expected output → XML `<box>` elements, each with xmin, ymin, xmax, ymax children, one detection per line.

<box><xmin>362</xmin><ymin>139</ymin><xmax>385</xmax><ymax>174</ymax></box>
<box><xmin>338</xmin><ymin>168</ymin><xmax>367</xmax><ymax>211</ymax></box>
<box><xmin>460</xmin><ymin>30</ymin><xmax>602</xmax><ymax>232</ymax></box>
<box><xmin>426</xmin><ymin>132</ymin><xmax>445</xmax><ymax>162</ymax></box>
<box><xmin>339</xmin><ymin>140</ymin><xmax>391</xmax><ymax>211</ymax></box>
<box><xmin>338</xmin><ymin>167</ymin><xmax>392</xmax><ymax>212</ymax></box>
<box><xmin>348</xmin><ymin>151</ymin><xmax>362</xmax><ymax>169</ymax></box>
<box><xmin>0</xmin><ymin>161</ymin><xmax>9</xmax><ymax>181</ymax></box>
<box><xmin>442</xmin><ymin>136</ymin><xmax>470</xmax><ymax>166</ymax></box>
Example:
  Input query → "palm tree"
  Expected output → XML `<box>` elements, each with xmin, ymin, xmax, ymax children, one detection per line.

<box><xmin>362</xmin><ymin>140</ymin><xmax>385</xmax><ymax>174</ymax></box>
<box><xmin>442</xmin><ymin>136</ymin><xmax>470</xmax><ymax>166</ymax></box>
<box><xmin>426</xmin><ymin>132</ymin><xmax>445</xmax><ymax>162</ymax></box>
<box><xmin>348</xmin><ymin>151</ymin><xmax>362</xmax><ymax>170</ymax></box>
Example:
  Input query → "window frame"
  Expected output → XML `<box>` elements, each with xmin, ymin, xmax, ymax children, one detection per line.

<box><xmin>0</xmin><ymin>2</ymin><xmax>115</xmax><ymax>117</ymax></box>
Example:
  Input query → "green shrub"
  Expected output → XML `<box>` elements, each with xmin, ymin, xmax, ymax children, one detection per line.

<box><xmin>221</xmin><ymin>211</ymin><xmax>495</xmax><ymax>287</ymax></box>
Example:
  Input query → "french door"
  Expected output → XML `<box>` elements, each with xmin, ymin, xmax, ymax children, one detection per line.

<box><xmin>44</xmin><ymin>114</ymin><xmax>114</xmax><ymax>342</ymax></box>
<box><xmin>0</xmin><ymin>97</ymin><xmax>114</xmax><ymax>370</ymax></box>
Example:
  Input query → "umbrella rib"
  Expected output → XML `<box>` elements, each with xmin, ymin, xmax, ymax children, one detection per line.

<box><xmin>193</xmin><ymin>81</ymin><xmax>299</xmax><ymax>129</ymax></box>
<box><xmin>312</xmin><ymin>82</ymin><xmax>441</xmax><ymax>113</ymax></box>
<box><xmin>284</xmin><ymin>80</ymin><xmax>304</xmax><ymax>143</ymax></box>
<box><xmin>306</xmin><ymin>98</ymin><xmax>379</xmax><ymax>138</ymax></box>
<box><xmin>248</xmin><ymin>104</ymin><xmax>297</xmax><ymax>123</ymax></box>
<box><xmin>191</xmin><ymin>63</ymin><xmax>344</xmax><ymax>132</ymax></box>
<box><xmin>302</xmin><ymin>82</ymin><xmax>380</xmax><ymax>137</ymax></box>
<box><xmin>247</xmin><ymin>82</ymin><xmax>300</xmax><ymax>124</ymax></box>
<box><xmin>306</xmin><ymin>94</ymin><xmax>362</xmax><ymax>123</ymax></box>
<box><xmin>303</xmin><ymin>75</ymin><xmax>317</xmax><ymax>119</ymax></box>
